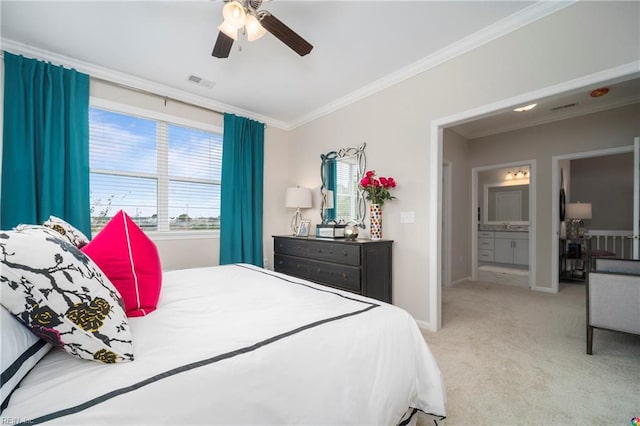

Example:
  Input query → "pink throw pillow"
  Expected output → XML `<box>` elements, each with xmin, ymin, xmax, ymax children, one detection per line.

<box><xmin>82</xmin><ymin>211</ymin><xmax>162</xmax><ymax>317</ymax></box>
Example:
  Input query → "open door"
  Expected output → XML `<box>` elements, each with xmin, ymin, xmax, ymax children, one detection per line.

<box><xmin>633</xmin><ymin>137</ymin><xmax>639</xmax><ymax>259</ymax></box>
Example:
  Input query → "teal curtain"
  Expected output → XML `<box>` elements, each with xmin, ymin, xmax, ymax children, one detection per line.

<box><xmin>219</xmin><ymin>113</ymin><xmax>264</xmax><ymax>266</ymax></box>
<box><xmin>325</xmin><ymin>158</ymin><xmax>337</xmax><ymax>221</ymax></box>
<box><xmin>1</xmin><ymin>52</ymin><xmax>91</xmax><ymax>236</ymax></box>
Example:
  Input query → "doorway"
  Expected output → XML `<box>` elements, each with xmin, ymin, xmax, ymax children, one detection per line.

<box><xmin>471</xmin><ymin>161</ymin><xmax>536</xmax><ymax>287</ymax></box>
<box><xmin>550</xmin><ymin>139</ymin><xmax>639</xmax><ymax>292</ymax></box>
<box><xmin>429</xmin><ymin>65</ymin><xmax>638</xmax><ymax>331</ymax></box>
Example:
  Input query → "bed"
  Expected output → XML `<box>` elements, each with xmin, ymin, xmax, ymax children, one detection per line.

<box><xmin>1</xmin><ymin>217</ymin><xmax>446</xmax><ymax>425</ymax></box>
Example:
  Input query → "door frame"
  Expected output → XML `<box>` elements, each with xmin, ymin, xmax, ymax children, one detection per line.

<box><xmin>442</xmin><ymin>161</ymin><xmax>452</xmax><ymax>287</ymax></box>
<box><xmin>551</xmin><ymin>144</ymin><xmax>636</xmax><ymax>291</ymax></box>
<box><xmin>471</xmin><ymin>160</ymin><xmax>536</xmax><ymax>285</ymax></box>
<box><xmin>429</xmin><ymin>61</ymin><xmax>639</xmax><ymax>331</ymax></box>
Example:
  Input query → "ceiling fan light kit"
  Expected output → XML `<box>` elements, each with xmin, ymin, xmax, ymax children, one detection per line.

<box><xmin>212</xmin><ymin>0</ymin><xmax>313</xmax><ymax>59</ymax></box>
<box><xmin>218</xmin><ymin>19</ymin><xmax>239</xmax><ymax>40</ymax></box>
<box><xmin>222</xmin><ymin>1</ymin><xmax>246</xmax><ymax>28</ymax></box>
<box><xmin>245</xmin><ymin>14</ymin><xmax>267</xmax><ymax>41</ymax></box>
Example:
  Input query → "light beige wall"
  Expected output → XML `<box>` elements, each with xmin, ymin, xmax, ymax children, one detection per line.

<box><xmin>263</xmin><ymin>125</ymin><xmax>293</xmax><ymax>269</ymax></box>
<box><xmin>289</xmin><ymin>1</ymin><xmax>640</xmax><ymax>324</ymax></box>
<box><xmin>469</xmin><ymin>103</ymin><xmax>640</xmax><ymax>288</ymax></box>
<box><xmin>571</xmin><ymin>153</ymin><xmax>634</xmax><ymax>230</ymax></box>
<box><xmin>443</xmin><ymin>129</ymin><xmax>470</xmax><ymax>283</ymax></box>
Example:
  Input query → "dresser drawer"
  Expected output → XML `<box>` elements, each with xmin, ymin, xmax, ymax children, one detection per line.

<box><xmin>478</xmin><ymin>238</ymin><xmax>494</xmax><ymax>250</ymax></box>
<box><xmin>274</xmin><ymin>237</ymin><xmax>310</xmax><ymax>257</ymax></box>
<box><xmin>479</xmin><ymin>249</ymin><xmax>494</xmax><ymax>262</ymax></box>
<box><xmin>307</xmin><ymin>262</ymin><xmax>361</xmax><ymax>293</ymax></box>
<box><xmin>274</xmin><ymin>254</ymin><xmax>311</xmax><ymax>279</ymax></box>
<box><xmin>272</xmin><ymin>236</ymin><xmax>392</xmax><ymax>303</ymax></box>
<box><xmin>306</xmin><ymin>241</ymin><xmax>361</xmax><ymax>266</ymax></box>
<box><xmin>478</xmin><ymin>231</ymin><xmax>494</xmax><ymax>238</ymax></box>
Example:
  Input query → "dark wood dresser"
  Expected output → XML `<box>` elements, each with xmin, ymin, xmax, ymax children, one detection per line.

<box><xmin>273</xmin><ymin>235</ymin><xmax>393</xmax><ymax>303</ymax></box>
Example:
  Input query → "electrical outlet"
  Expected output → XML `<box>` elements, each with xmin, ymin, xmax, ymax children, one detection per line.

<box><xmin>263</xmin><ymin>258</ymin><xmax>268</xmax><ymax>268</ymax></box>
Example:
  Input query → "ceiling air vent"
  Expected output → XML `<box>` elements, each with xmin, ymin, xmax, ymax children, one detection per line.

<box><xmin>186</xmin><ymin>74</ymin><xmax>215</xmax><ymax>89</ymax></box>
<box><xmin>550</xmin><ymin>102</ymin><xmax>577</xmax><ymax>111</ymax></box>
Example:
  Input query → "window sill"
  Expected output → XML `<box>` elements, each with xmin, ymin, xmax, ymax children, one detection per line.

<box><xmin>147</xmin><ymin>230</ymin><xmax>220</xmax><ymax>241</ymax></box>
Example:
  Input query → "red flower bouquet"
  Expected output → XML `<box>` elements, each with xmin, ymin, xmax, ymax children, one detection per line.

<box><xmin>359</xmin><ymin>170</ymin><xmax>397</xmax><ymax>207</ymax></box>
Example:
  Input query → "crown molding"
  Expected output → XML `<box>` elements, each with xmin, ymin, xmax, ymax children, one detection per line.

<box><xmin>2</xmin><ymin>1</ymin><xmax>575</xmax><ymax>131</ymax></box>
<box><xmin>0</xmin><ymin>39</ymin><xmax>290</xmax><ymax>130</ymax></box>
<box><xmin>289</xmin><ymin>1</ymin><xmax>577</xmax><ymax>129</ymax></box>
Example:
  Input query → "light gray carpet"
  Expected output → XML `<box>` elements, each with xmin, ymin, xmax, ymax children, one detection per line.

<box><xmin>421</xmin><ymin>281</ymin><xmax>640</xmax><ymax>426</ymax></box>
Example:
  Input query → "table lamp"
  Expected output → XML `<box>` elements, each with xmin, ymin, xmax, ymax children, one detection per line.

<box><xmin>285</xmin><ymin>187</ymin><xmax>312</xmax><ymax>234</ymax></box>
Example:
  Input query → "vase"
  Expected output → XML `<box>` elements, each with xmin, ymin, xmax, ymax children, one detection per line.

<box><xmin>369</xmin><ymin>203</ymin><xmax>382</xmax><ymax>240</ymax></box>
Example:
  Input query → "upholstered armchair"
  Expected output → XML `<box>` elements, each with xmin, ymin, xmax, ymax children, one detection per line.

<box><xmin>587</xmin><ymin>258</ymin><xmax>640</xmax><ymax>354</ymax></box>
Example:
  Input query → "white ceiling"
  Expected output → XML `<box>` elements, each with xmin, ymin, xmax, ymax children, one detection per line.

<box><xmin>3</xmin><ymin>1</ymin><xmax>636</xmax><ymax>133</ymax></box>
<box><xmin>450</xmin><ymin>75</ymin><xmax>640</xmax><ymax>139</ymax></box>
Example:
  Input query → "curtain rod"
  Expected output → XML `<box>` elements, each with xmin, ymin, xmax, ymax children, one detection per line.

<box><xmin>92</xmin><ymin>77</ymin><xmax>224</xmax><ymax>116</ymax></box>
<box><xmin>0</xmin><ymin>50</ymin><xmax>223</xmax><ymax>116</ymax></box>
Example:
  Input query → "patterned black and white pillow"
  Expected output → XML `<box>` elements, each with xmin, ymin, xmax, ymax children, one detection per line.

<box><xmin>43</xmin><ymin>216</ymin><xmax>90</xmax><ymax>248</ymax></box>
<box><xmin>0</xmin><ymin>226</ymin><xmax>134</xmax><ymax>363</ymax></box>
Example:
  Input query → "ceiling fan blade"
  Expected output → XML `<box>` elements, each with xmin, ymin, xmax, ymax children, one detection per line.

<box><xmin>260</xmin><ymin>12</ymin><xmax>313</xmax><ymax>57</ymax></box>
<box><xmin>212</xmin><ymin>31</ymin><xmax>234</xmax><ymax>58</ymax></box>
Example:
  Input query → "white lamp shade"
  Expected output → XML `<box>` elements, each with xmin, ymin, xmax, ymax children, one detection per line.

<box><xmin>566</xmin><ymin>202</ymin><xmax>592</xmax><ymax>219</ymax></box>
<box><xmin>222</xmin><ymin>1</ymin><xmax>246</xmax><ymax>29</ymax></box>
<box><xmin>285</xmin><ymin>187</ymin><xmax>312</xmax><ymax>209</ymax></box>
<box><xmin>245</xmin><ymin>14</ymin><xmax>267</xmax><ymax>41</ymax></box>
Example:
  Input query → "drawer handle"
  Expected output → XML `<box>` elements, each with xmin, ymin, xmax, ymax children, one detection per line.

<box><xmin>342</xmin><ymin>251</ymin><xmax>348</xmax><ymax>257</ymax></box>
<box><xmin>342</xmin><ymin>273</ymin><xmax>348</xmax><ymax>280</ymax></box>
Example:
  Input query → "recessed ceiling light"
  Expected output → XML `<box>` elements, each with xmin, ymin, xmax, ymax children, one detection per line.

<box><xmin>513</xmin><ymin>103</ymin><xmax>537</xmax><ymax>112</ymax></box>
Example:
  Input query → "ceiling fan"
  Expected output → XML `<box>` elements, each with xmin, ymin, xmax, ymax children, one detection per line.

<box><xmin>212</xmin><ymin>0</ymin><xmax>313</xmax><ymax>59</ymax></box>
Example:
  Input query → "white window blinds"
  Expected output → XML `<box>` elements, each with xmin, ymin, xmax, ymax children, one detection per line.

<box><xmin>89</xmin><ymin>107</ymin><xmax>223</xmax><ymax>234</ymax></box>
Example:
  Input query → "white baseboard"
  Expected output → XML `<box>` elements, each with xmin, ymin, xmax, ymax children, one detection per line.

<box><xmin>415</xmin><ymin>319</ymin><xmax>437</xmax><ymax>332</ymax></box>
<box><xmin>450</xmin><ymin>276</ymin><xmax>470</xmax><ymax>286</ymax></box>
<box><xmin>531</xmin><ymin>285</ymin><xmax>557</xmax><ymax>293</ymax></box>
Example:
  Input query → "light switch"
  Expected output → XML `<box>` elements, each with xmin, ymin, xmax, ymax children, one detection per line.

<box><xmin>400</xmin><ymin>211</ymin><xmax>415</xmax><ymax>223</ymax></box>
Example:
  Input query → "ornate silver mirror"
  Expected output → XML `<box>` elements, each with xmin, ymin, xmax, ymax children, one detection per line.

<box><xmin>320</xmin><ymin>143</ymin><xmax>367</xmax><ymax>227</ymax></box>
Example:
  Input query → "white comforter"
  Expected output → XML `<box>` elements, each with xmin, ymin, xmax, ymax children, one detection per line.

<box><xmin>3</xmin><ymin>264</ymin><xmax>446</xmax><ymax>425</ymax></box>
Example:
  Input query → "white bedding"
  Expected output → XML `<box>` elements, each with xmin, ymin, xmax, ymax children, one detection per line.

<box><xmin>2</xmin><ymin>264</ymin><xmax>446</xmax><ymax>425</ymax></box>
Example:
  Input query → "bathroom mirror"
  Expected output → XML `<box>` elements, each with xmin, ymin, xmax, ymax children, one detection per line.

<box><xmin>484</xmin><ymin>182</ymin><xmax>529</xmax><ymax>224</ymax></box>
<box><xmin>320</xmin><ymin>143</ymin><xmax>366</xmax><ymax>227</ymax></box>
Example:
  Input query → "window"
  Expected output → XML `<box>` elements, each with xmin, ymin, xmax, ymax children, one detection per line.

<box><xmin>89</xmin><ymin>107</ymin><xmax>223</xmax><ymax>234</ymax></box>
<box><xmin>334</xmin><ymin>160</ymin><xmax>359</xmax><ymax>222</ymax></box>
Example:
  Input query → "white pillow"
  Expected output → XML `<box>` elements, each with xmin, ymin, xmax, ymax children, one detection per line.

<box><xmin>1</xmin><ymin>306</ymin><xmax>52</xmax><ymax>410</ymax></box>
<box><xmin>0</xmin><ymin>226</ymin><xmax>134</xmax><ymax>364</ymax></box>
<box><xmin>43</xmin><ymin>215</ymin><xmax>90</xmax><ymax>248</ymax></box>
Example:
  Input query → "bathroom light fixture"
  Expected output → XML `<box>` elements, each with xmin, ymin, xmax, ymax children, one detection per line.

<box><xmin>505</xmin><ymin>170</ymin><xmax>528</xmax><ymax>181</ymax></box>
<box><xmin>513</xmin><ymin>103</ymin><xmax>537</xmax><ymax>112</ymax></box>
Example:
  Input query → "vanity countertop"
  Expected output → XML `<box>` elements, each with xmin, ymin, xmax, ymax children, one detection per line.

<box><xmin>478</xmin><ymin>225</ymin><xmax>529</xmax><ymax>232</ymax></box>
